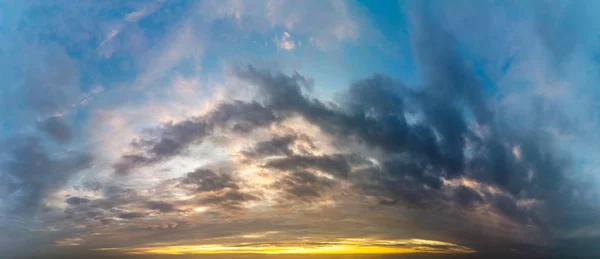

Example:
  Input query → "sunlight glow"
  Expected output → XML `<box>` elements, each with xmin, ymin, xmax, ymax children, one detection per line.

<box><xmin>96</xmin><ymin>238</ymin><xmax>475</xmax><ymax>255</ymax></box>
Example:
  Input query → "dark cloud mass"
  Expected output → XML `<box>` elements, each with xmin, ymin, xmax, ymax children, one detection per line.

<box><xmin>37</xmin><ymin>116</ymin><xmax>74</xmax><ymax>143</ymax></box>
<box><xmin>264</xmin><ymin>154</ymin><xmax>359</xmax><ymax>178</ymax></box>
<box><xmin>181</xmin><ymin>168</ymin><xmax>240</xmax><ymax>192</ymax></box>
<box><xmin>106</xmin><ymin>35</ymin><xmax>592</xmax><ymax>253</ymax></box>
<box><xmin>1</xmin><ymin>137</ymin><xmax>92</xmax><ymax>215</ymax></box>
<box><xmin>146</xmin><ymin>201</ymin><xmax>178</xmax><ymax>213</ymax></box>
<box><xmin>108</xmin><ymin>52</ymin><xmax>588</xmax><ymax>254</ymax></box>
<box><xmin>275</xmin><ymin>170</ymin><xmax>335</xmax><ymax>200</ymax></box>
<box><xmin>241</xmin><ymin>134</ymin><xmax>304</xmax><ymax>158</ymax></box>
<box><xmin>198</xmin><ymin>189</ymin><xmax>259</xmax><ymax>210</ymax></box>
<box><xmin>117</xmin><ymin>212</ymin><xmax>146</xmax><ymax>219</ymax></box>
<box><xmin>113</xmin><ymin>101</ymin><xmax>279</xmax><ymax>175</ymax></box>
<box><xmin>65</xmin><ymin>196</ymin><xmax>91</xmax><ymax>206</ymax></box>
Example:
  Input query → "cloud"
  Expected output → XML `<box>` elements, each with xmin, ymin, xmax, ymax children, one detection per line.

<box><xmin>227</xmin><ymin>62</ymin><xmax>587</xmax><ymax>252</ymax></box>
<box><xmin>4</xmin><ymin>1</ymin><xmax>600</xmax><ymax>258</ymax></box>
<box><xmin>146</xmin><ymin>201</ymin><xmax>178</xmax><ymax>213</ymax></box>
<box><xmin>181</xmin><ymin>168</ymin><xmax>239</xmax><ymax>192</ymax></box>
<box><xmin>37</xmin><ymin>116</ymin><xmax>74</xmax><ymax>143</ymax></box>
<box><xmin>275</xmin><ymin>32</ymin><xmax>296</xmax><ymax>50</ymax></box>
<box><xmin>0</xmin><ymin>137</ymin><xmax>93</xmax><ymax>215</ymax></box>
<box><xmin>117</xmin><ymin>212</ymin><xmax>146</xmax><ymax>220</ymax></box>
<box><xmin>114</xmin><ymin>53</ymin><xmax>579</xmax><ymax>243</ymax></box>
<box><xmin>198</xmin><ymin>189</ymin><xmax>259</xmax><ymax>211</ymax></box>
<box><xmin>264</xmin><ymin>154</ymin><xmax>361</xmax><ymax>178</ymax></box>
<box><xmin>65</xmin><ymin>197</ymin><xmax>91</xmax><ymax>206</ymax></box>
<box><xmin>112</xmin><ymin>100</ymin><xmax>279</xmax><ymax>175</ymax></box>
<box><xmin>198</xmin><ymin>0</ymin><xmax>362</xmax><ymax>49</ymax></box>
<box><xmin>241</xmin><ymin>134</ymin><xmax>299</xmax><ymax>158</ymax></box>
<box><xmin>452</xmin><ymin>186</ymin><xmax>483</xmax><ymax>209</ymax></box>
<box><xmin>274</xmin><ymin>170</ymin><xmax>334</xmax><ymax>200</ymax></box>
<box><xmin>98</xmin><ymin>49</ymin><xmax>592</xmax><ymax>256</ymax></box>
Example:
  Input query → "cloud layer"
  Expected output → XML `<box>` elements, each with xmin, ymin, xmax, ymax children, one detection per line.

<box><xmin>1</xmin><ymin>1</ymin><xmax>600</xmax><ymax>258</ymax></box>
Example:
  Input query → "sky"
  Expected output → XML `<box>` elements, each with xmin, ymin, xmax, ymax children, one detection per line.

<box><xmin>2</xmin><ymin>0</ymin><xmax>600</xmax><ymax>258</ymax></box>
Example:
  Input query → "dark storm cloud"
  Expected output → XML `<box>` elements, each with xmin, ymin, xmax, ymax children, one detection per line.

<box><xmin>37</xmin><ymin>116</ymin><xmax>74</xmax><ymax>143</ymax></box>
<box><xmin>233</xmin><ymin>65</ymin><xmax>476</xmax><ymax>183</ymax></box>
<box><xmin>0</xmin><ymin>137</ymin><xmax>92</xmax><ymax>215</ymax></box>
<box><xmin>241</xmin><ymin>134</ymin><xmax>300</xmax><ymax>158</ymax></box>
<box><xmin>117</xmin><ymin>59</ymin><xmax>545</xmax><ymax>222</ymax></box>
<box><xmin>117</xmin><ymin>212</ymin><xmax>146</xmax><ymax>219</ymax></box>
<box><xmin>405</xmin><ymin>3</ymin><xmax>600</xmax><ymax>254</ymax></box>
<box><xmin>230</xmin><ymin>66</ymin><xmax>462</xmax><ymax>213</ymax></box>
<box><xmin>453</xmin><ymin>186</ymin><xmax>483</xmax><ymax>209</ymax></box>
<box><xmin>176</xmin><ymin>167</ymin><xmax>261</xmax><ymax>210</ymax></box>
<box><xmin>232</xmin><ymin>66</ymin><xmax>460</xmax><ymax>208</ymax></box>
<box><xmin>103</xmin><ymin>2</ymin><xmax>597</xmax><ymax>255</ymax></box>
<box><xmin>408</xmin><ymin>2</ymin><xmax>491</xmax><ymax>124</ymax></box>
<box><xmin>274</xmin><ymin>170</ymin><xmax>335</xmax><ymax>200</ymax></box>
<box><xmin>59</xmin><ymin>187</ymin><xmax>144</xmax><ymax>225</ymax></box>
<box><xmin>146</xmin><ymin>201</ymin><xmax>178</xmax><ymax>213</ymax></box>
<box><xmin>100</xmin><ymin>52</ymin><xmax>572</xmax><ymax>253</ymax></box>
<box><xmin>56</xmin><ymin>167</ymin><xmax>258</xmax><ymax>227</ymax></box>
<box><xmin>113</xmin><ymin>154</ymin><xmax>151</xmax><ymax>175</ymax></box>
<box><xmin>228</xmin><ymin>24</ymin><xmax>580</xmax><ymax>254</ymax></box>
<box><xmin>264</xmin><ymin>154</ymin><xmax>360</xmax><ymax>178</ymax></box>
<box><xmin>467</xmin><ymin>128</ymin><xmax>569</xmax><ymax>200</ymax></box>
<box><xmin>491</xmin><ymin>194</ymin><xmax>530</xmax><ymax>224</ymax></box>
<box><xmin>113</xmin><ymin>101</ymin><xmax>280</xmax><ymax>175</ymax></box>
<box><xmin>65</xmin><ymin>196</ymin><xmax>91</xmax><ymax>206</ymax></box>
<box><xmin>198</xmin><ymin>189</ymin><xmax>260</xmax><ymax>210</ymax></box>
<box><xmin>181</xmin><ymin>168</ymin><xmax>239</xmax><ymax>192</ymax></box>
<box><xmin>207</xmin><ymin>101</ymin><xmax>279</xmax><ymax>133</ymax></box>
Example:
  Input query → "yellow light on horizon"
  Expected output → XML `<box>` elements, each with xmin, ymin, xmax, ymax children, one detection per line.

<box><xmin>95</xmin><ymin>238</ymin><xmax>475</xmax><ymax>255</ymax></box>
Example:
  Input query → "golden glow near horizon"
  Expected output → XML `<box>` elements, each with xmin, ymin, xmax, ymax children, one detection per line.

<box><xmin>94</xmin><ymin>238</ymin><xmax>475</xmax><ymax>255</ymax></box>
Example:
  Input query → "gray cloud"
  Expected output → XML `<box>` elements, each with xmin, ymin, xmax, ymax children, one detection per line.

<box><xmin>117</xmin><ymin>212</ymin><xmax>146</xmax><ymax>220</ymax></box>
<box><xmin>1</xmin><ymin>137</ymin><xmax>92</xmax><ymax>215</ymax></box>
<box><xmin>113</xmin><ymin>101</ymin><xmax>280</xmax><ymax>175</ymax></box>
<box><xmin>264</xmin><ymin>154</ymin><xmax>362</xmax><ymax>178</ymax></box>
<box><xmin>92</xmin><ymin>2</ymin><xmax>600</xmax><ymax>256</ymax></box>
<box><xmin>37</xmin><ymin>116</ymin><xmax>74</xmax><ymax>143</ymax></box>
<box><xmin>181</xmin><ymin>168</ymin><xmax>239</xmax><ymax>192</ymax></box>
<box><xmin>453</xmin><ymin>186</ymin><xmax>483</xmax><ymax>209</ymax></box>
<box><xmin>112</xmin><ymin>56</ymin><xmax>582</xmax><ymax>252</ymax></box>
<box><xmin>146</xmin><ymin>201</ymin><xmax>178</xmax><ymax>213</ymax></box>
<box><xmin>65</xmin><ymin>197</ymin><xmax>91</xmax><ymax>206</ymax></box>
<box><xmin>274</xmin><ymin>170</ymin><xmax>334</xmax><ymax>201</ymax></box>
<box><xmin>241</xmin><ymin>134</ymin><xmax>299</xmax><ymax>158</ymax></box>
<box><xmin>198</xmin><ymin>190</ymin><xmax>260</xmax><ymax>211</ymax></box>
<box><xmin>227</xmin><ymin>44</ymin><xmax>583</xmax><ymax>257</ymax></box>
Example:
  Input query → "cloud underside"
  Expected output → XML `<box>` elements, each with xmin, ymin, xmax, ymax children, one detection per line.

<box><xmin>99</xmin><ymin>64</ymin><xmax>576</xmax><ymax>255</ymax></box>
<box><xmin>96</xmin><ymin>7</ymin><xmax>591</xmax><ymax>253</ymax></box>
